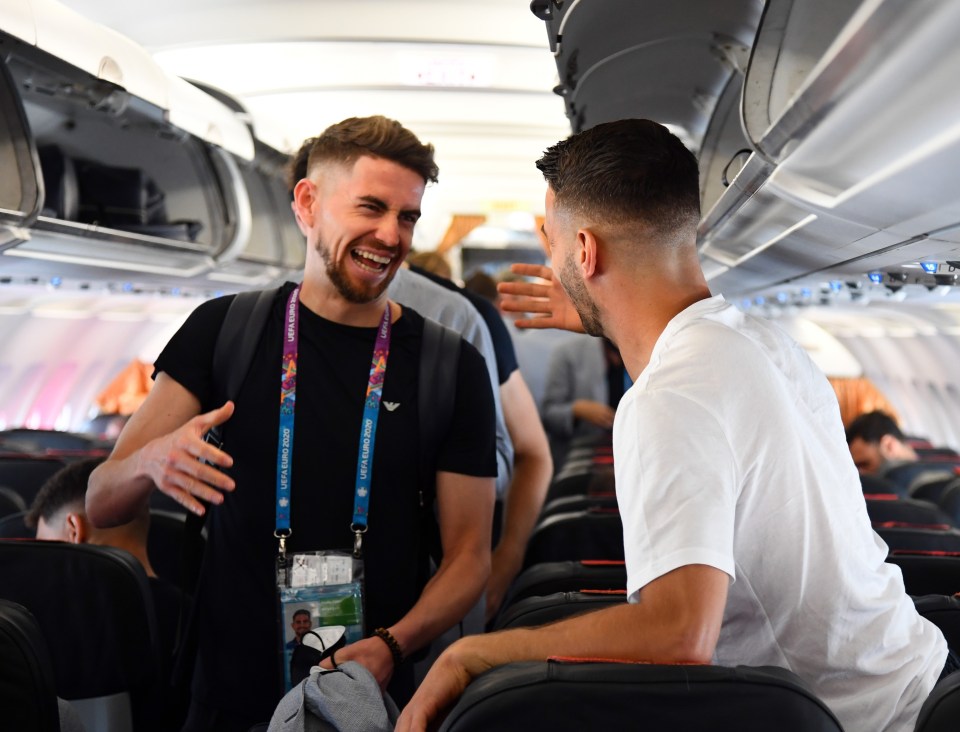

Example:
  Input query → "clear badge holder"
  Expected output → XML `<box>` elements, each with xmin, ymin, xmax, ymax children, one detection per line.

<box><xmin>278</xmin><ymin>549</ymin><xmax>365</xmax><ymax>691</ymax></box>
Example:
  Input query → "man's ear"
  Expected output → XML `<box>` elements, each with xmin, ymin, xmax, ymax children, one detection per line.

<box><xmin>292</xmin><ymin>178</ymin><xmax>318</xmax><ymax>232</ymax></box>
<box><xmin>878</xmin><ymin>433</ymin><xmax>901</xmax><ymax>460</ymax></box>
<box><xmin>64</xmin><ymin>512</ymin><xmax>88</xmax><ymax>544</ymax></box>
<box><xmin>577</xmin><ymin>227</ymin><xmax>599</xmax><ymax>279</ymax></box>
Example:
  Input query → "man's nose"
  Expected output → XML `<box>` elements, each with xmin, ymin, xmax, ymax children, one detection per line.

<box><xmin>375</xmin><ymin>216</ymin><xmax>401</xmax><ymax>247</ymax></box>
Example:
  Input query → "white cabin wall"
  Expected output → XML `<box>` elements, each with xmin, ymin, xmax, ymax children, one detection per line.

<box><xmin>0</xmin><ymin>289</ymin><xmax>201</xmax><ymax>433</ymax></box>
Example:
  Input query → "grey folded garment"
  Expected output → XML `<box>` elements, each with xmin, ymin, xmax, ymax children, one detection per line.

<box><xmin>268</xmin><ymin>661</ymin><xmax>398</xmax><ymax>732</ymax></box>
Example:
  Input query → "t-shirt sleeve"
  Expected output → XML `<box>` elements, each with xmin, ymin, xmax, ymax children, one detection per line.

<box><xmin>152</xmin><ymin>295</ymin><xmax>233</xmax><ymax>410</ymax></box>
<box><xmin>435</xmin><ymin>339</ymin><xmax>498</xmax><ymax>478</ymax></box>
<box><xmin>616</xmin><ymin>389</ymin><xmax>739</xmax><ymax>603</ymax></box>
<box><xmin>469</xmin><ymin>294</ymin><xmax>519</xmax><ymax>384</ymax></box>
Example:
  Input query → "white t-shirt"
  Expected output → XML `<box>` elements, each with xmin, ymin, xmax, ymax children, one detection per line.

<box><xmin>614</xmin><ymin>295</ymin><xmax>946</xmax><ymax>732</ymax></box>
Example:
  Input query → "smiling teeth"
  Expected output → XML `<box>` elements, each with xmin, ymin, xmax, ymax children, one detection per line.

<box><xmin>356</xmin><ymin>251</ymin><xmax>391</xmax><ymax>265</ymax></box>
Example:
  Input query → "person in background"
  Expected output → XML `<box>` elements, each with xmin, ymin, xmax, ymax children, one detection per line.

<box><xmin>401</xmin><ymin>257</ymin><xmax>553</xmax><ymax>621</ymax></box>
<box><xmin>540</xmin><ymin>335</ymin><xmax>626</xmax><ymax>470</ymax></box>
<box><xmin>27</xmin><ymin>457</ymin><xmax>189</xmax><ymax>726</ymax></box>
<box><xmin>845</xmin><ymin>410</ymin><xmax>918</xmax><ymax>475</ymax></box>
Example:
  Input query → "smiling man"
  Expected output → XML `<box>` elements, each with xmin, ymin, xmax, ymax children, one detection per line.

<box><xmin>87</xmin><ymin>116</ymin><xmax>497</xmax><ymax>731</ymax></box>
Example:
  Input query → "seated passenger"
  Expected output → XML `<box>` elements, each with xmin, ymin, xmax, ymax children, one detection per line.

<box><xmin>846</xmin><ymin>410</ymin><xmax>918</xmax><ymax>475</ymax></box>
<box><xmin>541</xmin><ymin>335</ymin><xmax>626</xmax><ymax>470</ymax></box>
<box><xmin>26</xmin><ymin>457</ymin><xmax>189</xmax><ymax>723</ymax></box>
<box><xmin>397</xmin><ymin>119</ymin><xmax>952</xmax><ymax>732</ymax></box>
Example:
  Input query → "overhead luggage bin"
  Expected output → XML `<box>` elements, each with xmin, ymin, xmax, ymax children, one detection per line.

<box><xmin>700</xmin><ymin>0</ymin><xmax>960</xmax><ymax>297</ymax></box>
<box><xmin>0</xmin><ymin>6</ymin><xmax>293</xmax><ymax>290</ymax></box>
<box><xmin>537</xmin><ymin>0</ymin><xmax>762</xmax><ymax>146</ymax></box>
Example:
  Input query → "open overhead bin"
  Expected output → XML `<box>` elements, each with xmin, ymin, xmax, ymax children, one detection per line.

<box><xmin>0</xmin><ymin>0</ymin><xmax>300</xmax><ymax>292</ymax></box>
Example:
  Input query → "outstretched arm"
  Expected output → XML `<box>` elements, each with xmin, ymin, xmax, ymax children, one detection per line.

<box><xmin>326</xmin><ymin>471</ymin><xmax>495</xmax><ymax>689</ymax></box>
<box><xmin>87</xmin><ymin>372</ymin><xmax>236</xmax><ymax>527</ymax></box>
<box><xmin>498</xmin><ymin>264</ymin><xmax>585</xmax><ymax>333</ymax></box>
<box><xmin>396</xmin><ymin>563</ymin><xmax>729</xmax><ymax>732</ymax></box>
<box><xmin>487</xmin><ymin>371</ymin><xmax>553</xmax><ymax>621</ymax></box>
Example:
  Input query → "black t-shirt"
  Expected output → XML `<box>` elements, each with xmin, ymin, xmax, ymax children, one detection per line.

<box><xmin>410</xmin><ymin>265</ymin><xmax>519</xmax><ymax>384</ymax></box>
<box><xmin>154</xmin><ymin>282</ymin><xmax>496</xmax><ymax>719</ymax></box>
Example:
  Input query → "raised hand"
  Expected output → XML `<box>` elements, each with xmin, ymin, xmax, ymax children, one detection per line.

<box><xmin>139</xmin><ymin>401</ymin><xmax>236</xmax><ymax>515</ymax></box>
<box><xmin>498</xmin><ymin>263</ymin><xmax>585</xmax><ymax>333</ymax></box>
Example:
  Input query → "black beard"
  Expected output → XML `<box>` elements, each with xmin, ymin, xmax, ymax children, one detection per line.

<box><xmin>319</xmin><ymin>242</ymin><xmax>392</xmax><ymax>304</ymax></box>
<box><xmin>559</xmin><ymin>253</ymin><xmax>604</xmax><ymax>336</ymax></box>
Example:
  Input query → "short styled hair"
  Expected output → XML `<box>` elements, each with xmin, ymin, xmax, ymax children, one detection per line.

<box><xmin>292</xmin><ymin>608</ymin><xmax>311</xmax><ymax>621</ymax></box>
<box><xmin>25</xmin><ymin>457</ymin><xmax>104</xmax><ymax>529</ymax></box>
<box><xmin>287</xmin><ymin>115</ymin><xmax>439</xmax><ymax>190</ymax></box>
<box><xmin>845</xmin><ymin>411</ymin><xmax>906</xmax><ymax>445</ymax></box>
<box><xmin>536</xmin><ymin>118</ymin><xmax>700</xmax><ymax>237</ymax></box>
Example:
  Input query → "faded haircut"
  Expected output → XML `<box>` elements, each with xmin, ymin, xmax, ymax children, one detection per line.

<box><xmin>536</xmin><ymin>119</ymin><xmax>700</xmax><ymax>238</ymax></box>
<box><xmin>287</xmin><ymin>115</ymin><xmax>439</xmax><ymax>191</ymax></box>
<box><xmin>25</xmin><ymin>457</ymin><xmax>104</xmax><ymax>529</ymax></box>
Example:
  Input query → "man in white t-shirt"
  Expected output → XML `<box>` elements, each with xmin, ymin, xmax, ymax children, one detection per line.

<box><xmin>397</xmin><ymin>119</ymin><xmax>950</xmax><ymax>732</ymax></box>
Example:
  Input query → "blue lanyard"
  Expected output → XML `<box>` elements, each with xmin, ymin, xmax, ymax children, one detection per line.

<box><xmin>351</xmin><ymin>305</ymin><xmax>392</xmax><ymax>555</ymax></box>
<box><xmin>274</xmin><ymin>286</ymin><xmax>392</xmax><ymax>560</ymax></box>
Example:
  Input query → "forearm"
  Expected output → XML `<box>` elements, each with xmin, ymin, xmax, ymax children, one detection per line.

<box><xmin>389</xmin><ymin>545</ymin><xmax>491</xmax><ymax>656</ymax></box>
<box><xmin>87</xmin><ymin>453</ymin><xmax>156</xmax><ymax>528</ymax></box>
<box><xmin>494</xmin><ymin>449</ymin><xmax>552</xmax><ymax>575</ymax></box>
<box><xmin>455</xmin><ymin>599</ymin><xmax>716</xmax><ymax>672</ymax></box>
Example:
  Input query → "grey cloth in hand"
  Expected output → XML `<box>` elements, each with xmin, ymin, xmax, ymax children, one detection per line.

<box><xmin>267</xmin><ymin>661</ymin><xmax>398</xmax><ymax>732</ymax></box>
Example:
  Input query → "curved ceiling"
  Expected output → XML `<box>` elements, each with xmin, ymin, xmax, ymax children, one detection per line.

<box><xmin>56</xmin><ymin>0</ymin><xmax>571</xmax><ymax>250</ymax></box>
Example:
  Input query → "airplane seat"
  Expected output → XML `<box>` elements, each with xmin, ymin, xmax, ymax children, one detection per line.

<box><xmin>539</xmin><ymin>493</ymin><xmax>618</xmax><ymax>520</ymax></box>
<box><xmin>36</xmin><ymin>145</ymin><xmax>79</xmax><ymax>221</ymax></box>
<box><xmin>913</xmin><ymin>595</ymin><xmax>960</xmax><ymax>652</ymax></box>
<box><xmin>932</xmin><ymin>481</ymin><xmax>960</xmax><ymax>527</ymax></box>
<box><xmin>493</xmin><ymin>590</ymin><xmax>626</xmax><ymax>631</ymax></box>
<box><xmin>0</xmin><ymin>510</ymin><xmax>32</xmax><ymax>538</ymax></box>
<box><xmin>860</xmin><ymin>473</ymin><xmax>906</xmax><ymax>497</ymax></box>
<box><xmin>0</xmin><ymin>540</ymin><xmax>164</xmax><ymax>732</ymax></box>
<box><xmin>0</xmin><ymin>428</ymin><xmax>111</xmax><ymax>453</ymax></box>
<box><xmin>916</xmin><ymin>665</ymin><xmax>960</xmax><ymax>732</ymax></box>
<box><xmin>889</xmin><ymin>554</ymin><xmax>960</xmax><ymax>596</ymax></box>
<box><xmin>523</xmin><ymin>509</ymin><xmax>624</xmax><ymax>569</ymax></box>
<box><xmin>883</xmin><ymin>463</ymin><xmax>959</xmax><ymax>494</ymax></box>
<box><xmin>865</xmin><ymin>497</ymin><xmax>954</xmax><ymax>527</ymax></box>
<box><xmin>911</xmin><ymin>475</ymin><xmax>959</xmax><ymax>504</ymax></box>
<box><xmin>875</xmin><ymin>526</ymin><xmax>960</xmax><ymax>553</ymax></box>
<box><xmin>148</xmin><ymin>509</ymin><xmax>206</xmax><ymax>594</ymax></box>
<box><xmin>0</xmin><ymin>485</ymin><xmax>27</xmax><ymax>519</ymax></box>
<box><xmin>495</xmin><ymin>561</ymin><xmax>626</xmax><ymax>627</ymax></box>
<box><xmin>0</xmin><ymin>455</ymin><xmax>68</xmax><ymax>508</ymax></box>
<box><xmin>0</xmin><ymin>599</ymin><xmax>61</xmax><ymax>732</ymax></box>
<box><xmin>436</xmin><ymin>660</ymin><xmax>843</xmax><ymax>732</ymax></box>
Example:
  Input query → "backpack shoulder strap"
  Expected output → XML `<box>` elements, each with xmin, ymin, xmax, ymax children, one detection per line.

<box><xmin>418</xmin><ymin>316</ymin><xmax>462</xmax><ymax>535</ymax></box>
<box><xmin>213</xmin><ymin>287</ymin><xmax>280</xmax><ymax>404</ymax></box>
<box><xmin>419</xmin><ymin>317</ymin><xmax>462</xmax><ymax>485</ymax></box>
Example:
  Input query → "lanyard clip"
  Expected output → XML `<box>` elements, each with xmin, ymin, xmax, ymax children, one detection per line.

<box><xmin>274</xmin><ymin>529</ymin><xmax>292</xmax><ymax>587</ymax></box>
<box><xmin>351</xmin><ymin>523</ymin><xmax>367</xmax><ymax>558</ymax></box>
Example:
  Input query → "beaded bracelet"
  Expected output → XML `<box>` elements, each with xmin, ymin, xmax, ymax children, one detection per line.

<box><xmin>372</xmin><ymin>627</ymin><xmax>404</xmax><ymax>667</ymax></box>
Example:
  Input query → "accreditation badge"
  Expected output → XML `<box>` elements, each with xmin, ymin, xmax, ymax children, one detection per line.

<box><xmin>278</xmin><ymin>550</ymin><xmax>365</xmax><ymax>691</ymax></box>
